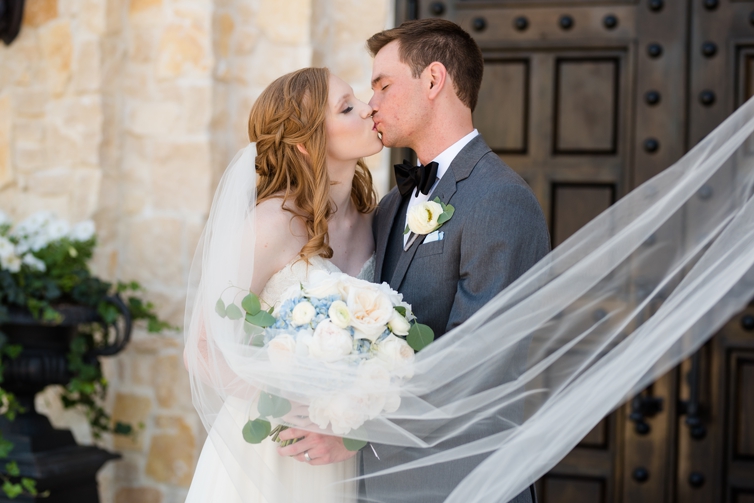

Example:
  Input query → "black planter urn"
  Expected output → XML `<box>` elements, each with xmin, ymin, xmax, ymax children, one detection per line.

<box><xmin>0</xmin><ymin>297</ymin><xmax>132</xmax><ymax>502</ymax></box>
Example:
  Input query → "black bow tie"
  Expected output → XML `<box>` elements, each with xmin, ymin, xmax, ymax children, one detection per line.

<box><xmin>394</xmin><ymin>160</ymin><xmax>439</xmax><ymax>198</ymax></box>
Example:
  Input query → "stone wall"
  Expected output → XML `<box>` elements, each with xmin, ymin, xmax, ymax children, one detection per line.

<box><xmin>0</xmin><ymin>0</ymin><xmax>392</xmax><ymax>501</ymax></box>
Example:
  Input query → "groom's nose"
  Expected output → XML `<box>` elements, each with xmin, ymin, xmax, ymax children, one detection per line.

<box><xmin>368</xmin><ymin>94</ymin><xmax>378</xmax><ymax>112</ymax></box>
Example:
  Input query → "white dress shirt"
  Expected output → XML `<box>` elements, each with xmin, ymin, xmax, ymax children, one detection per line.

<box><xmin>403</xmin><ymin>129</ymin><xmax>479</xmax><ymax>247</ymax></box>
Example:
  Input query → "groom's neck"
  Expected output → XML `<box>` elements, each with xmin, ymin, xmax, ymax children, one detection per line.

<box><xmin>413</xmin><ymin>106</ymin><xmax>474</xmax><ymax>165</ymax></box>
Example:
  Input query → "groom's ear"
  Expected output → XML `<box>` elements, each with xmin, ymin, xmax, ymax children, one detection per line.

<box><xmin>425</xmin><ymin>62</ymin><xmax>447</xmax><ymax>100</ymax></box>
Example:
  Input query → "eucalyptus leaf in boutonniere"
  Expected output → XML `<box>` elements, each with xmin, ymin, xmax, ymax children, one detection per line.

<box><xmin>404</xmin><ymin>197</ymin><xmax>455</xmax><ymax>236</ymax></box>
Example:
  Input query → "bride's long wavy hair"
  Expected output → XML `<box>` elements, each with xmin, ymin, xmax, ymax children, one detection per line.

<box><xmin>248</xmin><ymin>67</ymin><xmax>377</xmax><ymax>262</ymax></box>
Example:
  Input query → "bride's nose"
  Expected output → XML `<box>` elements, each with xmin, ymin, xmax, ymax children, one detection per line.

<box><xmin>360</xmin><ymin>103</ymin><xmax>375</xmax><ymax>119</ymax></box>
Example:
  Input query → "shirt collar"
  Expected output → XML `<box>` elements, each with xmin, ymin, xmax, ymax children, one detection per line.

<box><xmin>428</xmin><ymin>129</ymin><xmax>479</xmax><ymax>182</ymax></box>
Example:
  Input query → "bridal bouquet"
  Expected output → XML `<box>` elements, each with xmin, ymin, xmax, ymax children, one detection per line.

<box><xmin>215</xmin><ymin>268</ymin><xmax>434</xmax><ymax>449</ymax></box>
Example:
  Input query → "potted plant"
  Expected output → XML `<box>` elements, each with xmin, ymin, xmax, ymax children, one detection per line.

<box><xmin>0</xmin><ymin>211</ymin><xmax>171</xmax><ymax>502</ymax></box>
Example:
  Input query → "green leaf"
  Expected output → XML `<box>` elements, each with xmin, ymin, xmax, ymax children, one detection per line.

<box><xmin>403</xmin><ymin>224</ymin><xmax>410</xmax><ymax>235</ymax></box>
<box><xmin>2</xmin><ymin>481</ymin><xmax>22</xmax><ymax>499</ymax></box>
<box><xmin>258</xmin><ymin>393</ymin><xmax>292</xmax><ymax>418</ymax></box>
<box><xmin>407</xmin><ymin>323</ymin><xmax>434</xmax><ymax>352</ymax></box>
<box><xmin>242</xmin><ymin>293</ymin><xmax>261</xmax><ymax>316</ymax></box>
<box><xmin>215</xmin><ymin>298</ymin><xmax>226</xmax><ymax>317</ymax></box>
<box><xmin>243</xmin><ymin>321</ymin><xmax>255</xmax><ymax>336</ymax></box>
<box><xmin>5</xmin><ymin>462</ymin><xmax>19</xmax><ymax>477</ymax></box>
<box><xmin>3</xmin><ymin>345</ymin><xmax>21</xmax><ymax>360</ymax></box>
<box><xmin>250</xmin><ymin>333</ymin><xmax>265</xmax><ymax>347</ymax></box>
<box><xmin>20</xmin><ymin>478</ymin><xmax>37</xmax><ymax>496</ymax></box>
<box><xmin>113</xmin><ymin>422</ymin><xmax>133</xmax><ymax>435</ymax></box>
<box><xmin>242</xmin><ymin>419</ymin><xmax>271</xmax><ymax>444</ymax></box>
<box><xmin>343</xmin><ymin>437</ymin><xmax>368</xmax><ymax>452</ymax></box>
<box><xmin>225</xmin><ymin>303</ymin><xmax>243</xmax><ymax>320</ymax></box>
<box><xmin>246</xmin><ymin>310</ymin><xmax>276</xmax><ymax>328</ymax></box>
<box><xmin>394</xmin><ymin>306</ymin><xmax>406</xmax><ymax>317</ymax></box>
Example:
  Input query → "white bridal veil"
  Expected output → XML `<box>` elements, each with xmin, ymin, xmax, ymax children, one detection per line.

<box><xmin>184</xmin><ymin>96</ymin><xmax>754</xmax><ymax>502</ymax></box>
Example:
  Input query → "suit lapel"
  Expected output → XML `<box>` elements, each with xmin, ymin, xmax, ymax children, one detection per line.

<box><xmin>388</xmin><ymin>173</ymin><xmax>457</xmax><ymax>291</ymax></box>
<box><xmin>387</xmin><ymin>135</ymin><xmax>492</xmax><ymax>291</ymax></box>
<box><xmin>374</xmin><ymin>192</ymin><xmax>404</xmax><ymax>283</ymax></box>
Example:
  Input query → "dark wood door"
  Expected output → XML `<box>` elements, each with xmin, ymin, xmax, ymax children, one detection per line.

<box><xmin>395</xmin><ymin>1</ymin><xmax>754</xmax><ymax>501</ymax></box>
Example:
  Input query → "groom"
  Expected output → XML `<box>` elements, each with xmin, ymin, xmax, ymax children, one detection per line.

<box><xmin>363</xmin><ymin>19</ymin><xmax>549</xmax><ymax>502</ymax></box>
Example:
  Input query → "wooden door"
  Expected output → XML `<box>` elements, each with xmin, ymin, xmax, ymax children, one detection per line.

<box><xmin>395</xmin><ymin>0</ymin><xmax>754</xmax><ymax>502</ymax></box>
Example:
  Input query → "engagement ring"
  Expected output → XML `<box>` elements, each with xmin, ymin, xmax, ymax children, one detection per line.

<box><xmin>304</xmin><ymin>451</ymin><xmax>312</xmax><ymax>462</ymax></box>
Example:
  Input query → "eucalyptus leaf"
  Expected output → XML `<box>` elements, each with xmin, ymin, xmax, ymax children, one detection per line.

<box><xmin>443</xmin><ymin>204</ymin><xmax>455</xmax><ymax>219</ymax></box>
<box><xmin>437</xmin><ymin>213</ymin><xmax>451</xmax><ymax>225</ymax></box>
<box><xmin>243</xmin><ymin>321</ymin><xmax>255</xmax><ymax>336</ymax></box>
<box><xmin>407</xmin><ymin>323</ymin><xmax>435</xmax><ymax>352</ymax></box>
<box><xmin>225</xmin><ymin>303</ymin><xmax>243</xmax><ymax>320</ymax></box>
<box><xmin>242</xmin><ymin>419</ymin><xmax>271</xmax><ymax>444</ymax></box>
<box><xmin>343</xmin><ymin>437</ymin><xmax>368</xmax><ymax>452</ymax></box>
<box><xmin>242</xmin><ymin>293</ymin><xmax>261</xmax><ymax>316</ymax></box>
<box><xmin>394</xmin><ymin>306</ymin><xmax>406</xmax><ymax>317</ymax></box>
<box><xmin>215</xmin><ymin>298</ymin><xmax>226</xmax><ymax>317</ymax></box>
<box><xmin>246</xmin><ymin>310</ymin><xmax>276</xmax><ymax>328</ymax></box>
<box><xmin>258</xmin><ymin>393</ymin><xmax>292</xmax><ymax>418</ymax></box>
<box><xmin>250</xmin><ymin>333</ymin><xmax>265</xmax><ymax>347</ymax></box>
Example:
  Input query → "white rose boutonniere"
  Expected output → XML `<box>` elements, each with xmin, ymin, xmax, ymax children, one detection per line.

<box><xmin>404</xmin><ymin>197</ymin><xmax>455</xmax><ymax>236</ymax></box>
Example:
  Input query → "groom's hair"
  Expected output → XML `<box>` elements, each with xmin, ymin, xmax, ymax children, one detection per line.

<box><xmin>367</xmin><ymin>19</ymin><xmax>484</xmax><ymax>112</ymax></box>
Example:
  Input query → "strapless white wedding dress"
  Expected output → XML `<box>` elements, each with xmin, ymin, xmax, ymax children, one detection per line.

<box><xmin>185</xmin><ymin>255</ymin><xmax>375</xmax><ymax>503</ymax></box>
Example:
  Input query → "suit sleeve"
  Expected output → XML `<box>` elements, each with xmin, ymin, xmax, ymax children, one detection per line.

<box><xmin>445</xmin><ymin>183</ymin><xmax>550</xmax><ymax>333</ymax></box>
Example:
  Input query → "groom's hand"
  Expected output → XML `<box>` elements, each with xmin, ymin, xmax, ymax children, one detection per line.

<box><xmin>276</xmin><ymin>428</ymin><xmax>357</xmax><ymax>465</ymax></box>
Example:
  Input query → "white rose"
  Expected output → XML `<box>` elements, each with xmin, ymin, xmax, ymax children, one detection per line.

<box><xmin>328</xmin><ymin>300</ymin><xmax>351</xmax><ymax>329</ymax></box>
<box><xmin>308</xmin><ymin>320</ymin><xmax>353</xmax><ymax>362</ymax></box>
<box><xmin>347</xmin><ymin>285</ymin><xmax>393</xmax><ymax>340</ymax></box>
<box><xmin>21</xmin><ymin>253</ymin><xmax>46</xmax><ymax>273</ymax></box>
<box><xmin>0</xmin><ymin>210</ymin><xmax>10</xmax><ymax>226</ymax></box>
<box><xmin>377</xmin><ymin>283</ymin><xmax>414</xmax><ymax>320</ymax></box>
<box><xmin>303</xmin><ymin>269</ymin><xmax>343</xmax><ymax>298</ymax></box>
<box><xmin>267</xmin><ymin>334</ymin><xmax>297</xmax><ymax>364</ymax></box>
<box><xmin>46</xmin><ymin>219</ymin><xmax>70</xmax><ymax>241</ymax></box>
<box><xmin>375</xmin><ymin>334</ymin><xmax>415</xmax><ymax>378</ymax></box>
<box><xmin>291</xmin><ymin>301</ymin><xmax>316</xmax><ymax>326</ymax></box>
<box><xmin>406</xmin><ymin>200</ymin><xmax>444</xmax><ymax>235</ymax></box>
<box><xmin>384</xmin><ymin>393</ymin><xmax>401</xmax><ymax>413</ymax></box>
<box><xmin>0</xmin><ymin>237</ymin><xmax>14</xmax><ymax>259</ymax></box>
<box><xmin>387</xmin><ymin>310</ymin><xmax>411</xmax><ymax>336</ymax></box>
<box><xmin>69</xmin><ymin>220</ymin><xmax>96</xmax><ymax>242</ymax></box>
<box><xmin>1</xmin><ymin>254</ymin><xmax>21</xmax><ymax>273</ymax></box>
<box><xmin>309</xmin><ymin>394</ymin><xmax>369</xmax><ymax>436</ymax></box>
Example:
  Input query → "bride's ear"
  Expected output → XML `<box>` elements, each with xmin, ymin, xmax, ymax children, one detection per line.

<box><xmin>296</xmin><ymin>144</ymin><xmax>309</xmax><ymax>156</ymax></box>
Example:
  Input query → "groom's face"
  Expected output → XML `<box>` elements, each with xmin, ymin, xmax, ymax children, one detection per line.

<box><xmin>369</xmin><ymin>41</ymin><xmax>427</xmax><ymax>149</ymax></box>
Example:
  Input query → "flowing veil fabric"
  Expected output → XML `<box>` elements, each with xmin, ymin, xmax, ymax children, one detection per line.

<box><xmin>185</xmin><ymin>97</ymin><xmax>754</xmax><ymax>502</ymax></box>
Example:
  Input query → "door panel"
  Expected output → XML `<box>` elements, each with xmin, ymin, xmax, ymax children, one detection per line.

<box><xmin>554</xmin><ymin>58</ymin><xmax>619</xmax><ymax>154</ymax></box>
<box><xmin>474</xmin><ymin>59</ymin><xmax>529</xmax><ymax>153</ymax></box>
<box><xmin>399</xmin><ymin>1</ymin><xmax>754</xmax><ymax>501</ymax></box>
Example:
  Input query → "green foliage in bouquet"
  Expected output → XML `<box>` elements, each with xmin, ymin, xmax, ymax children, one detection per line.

<box><xmin>0</xmin><ymin>211</ymin><xmax>174</xmax><ymax>498</ymax></box>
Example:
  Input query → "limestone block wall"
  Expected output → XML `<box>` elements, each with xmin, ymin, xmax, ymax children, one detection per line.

<box><xmin>0</xmin><ymin>0</ymin><xmax>392</xmax><ymax>502</ymax></box>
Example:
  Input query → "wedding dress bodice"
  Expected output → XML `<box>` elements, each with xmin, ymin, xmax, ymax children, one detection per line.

<box><xmin>259</xmin><ymin>254</ymin><xmax>376</xmax><ymax>311</ymax></box>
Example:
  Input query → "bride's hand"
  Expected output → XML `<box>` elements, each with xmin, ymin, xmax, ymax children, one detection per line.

<box><xmin>276</xmin><ymin>428</ymin><xmax>358</xmax><ymax>465</ymax></box>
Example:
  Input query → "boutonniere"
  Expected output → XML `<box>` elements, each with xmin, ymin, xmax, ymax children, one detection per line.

<box><xmin>404</xmin><ymin>197</ymin><xmax>455</xmax><ymax>236</ymax></box>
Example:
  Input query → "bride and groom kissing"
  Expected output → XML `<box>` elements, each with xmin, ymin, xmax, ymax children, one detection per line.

<box><xmin>186</xmin><ymin>17</ymin><xmax>547</xmax><ymax>503</ymax></box>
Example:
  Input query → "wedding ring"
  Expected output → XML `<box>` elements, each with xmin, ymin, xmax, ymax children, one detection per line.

<box><xmin>304</xmin><ymin>450</ymin><xmax>312</xmax><ymax>462</ymax></box>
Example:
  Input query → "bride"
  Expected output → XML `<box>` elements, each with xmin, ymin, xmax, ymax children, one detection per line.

<box><xmin>185</xmin><ymin>67</ymin><xmax>381</xmax><ymax>502</ymax></box>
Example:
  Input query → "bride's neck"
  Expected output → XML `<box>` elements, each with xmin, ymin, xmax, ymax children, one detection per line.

<box><xmin>327</xmin><ymin>160</ymin><xmax>358</xmax><ymax>223</ymax></box>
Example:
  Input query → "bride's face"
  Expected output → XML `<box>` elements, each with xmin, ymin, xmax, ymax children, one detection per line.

<box><xmin>324</xmin><ymin>75</ymin><xmax>383</xmax><ymax>165</ymax></box>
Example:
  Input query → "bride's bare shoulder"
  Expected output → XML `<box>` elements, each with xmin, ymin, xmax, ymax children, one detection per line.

<box><xmin>254</xmin><ymin>198</ymin><xmax>307</xmax><ymax>253</ymax></box>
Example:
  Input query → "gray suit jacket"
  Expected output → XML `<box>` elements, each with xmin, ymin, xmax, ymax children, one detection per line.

<box><xmin>363</xmin><ymin>136</ymin><xmax>550</xmax><ymax>503</ymax></box>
